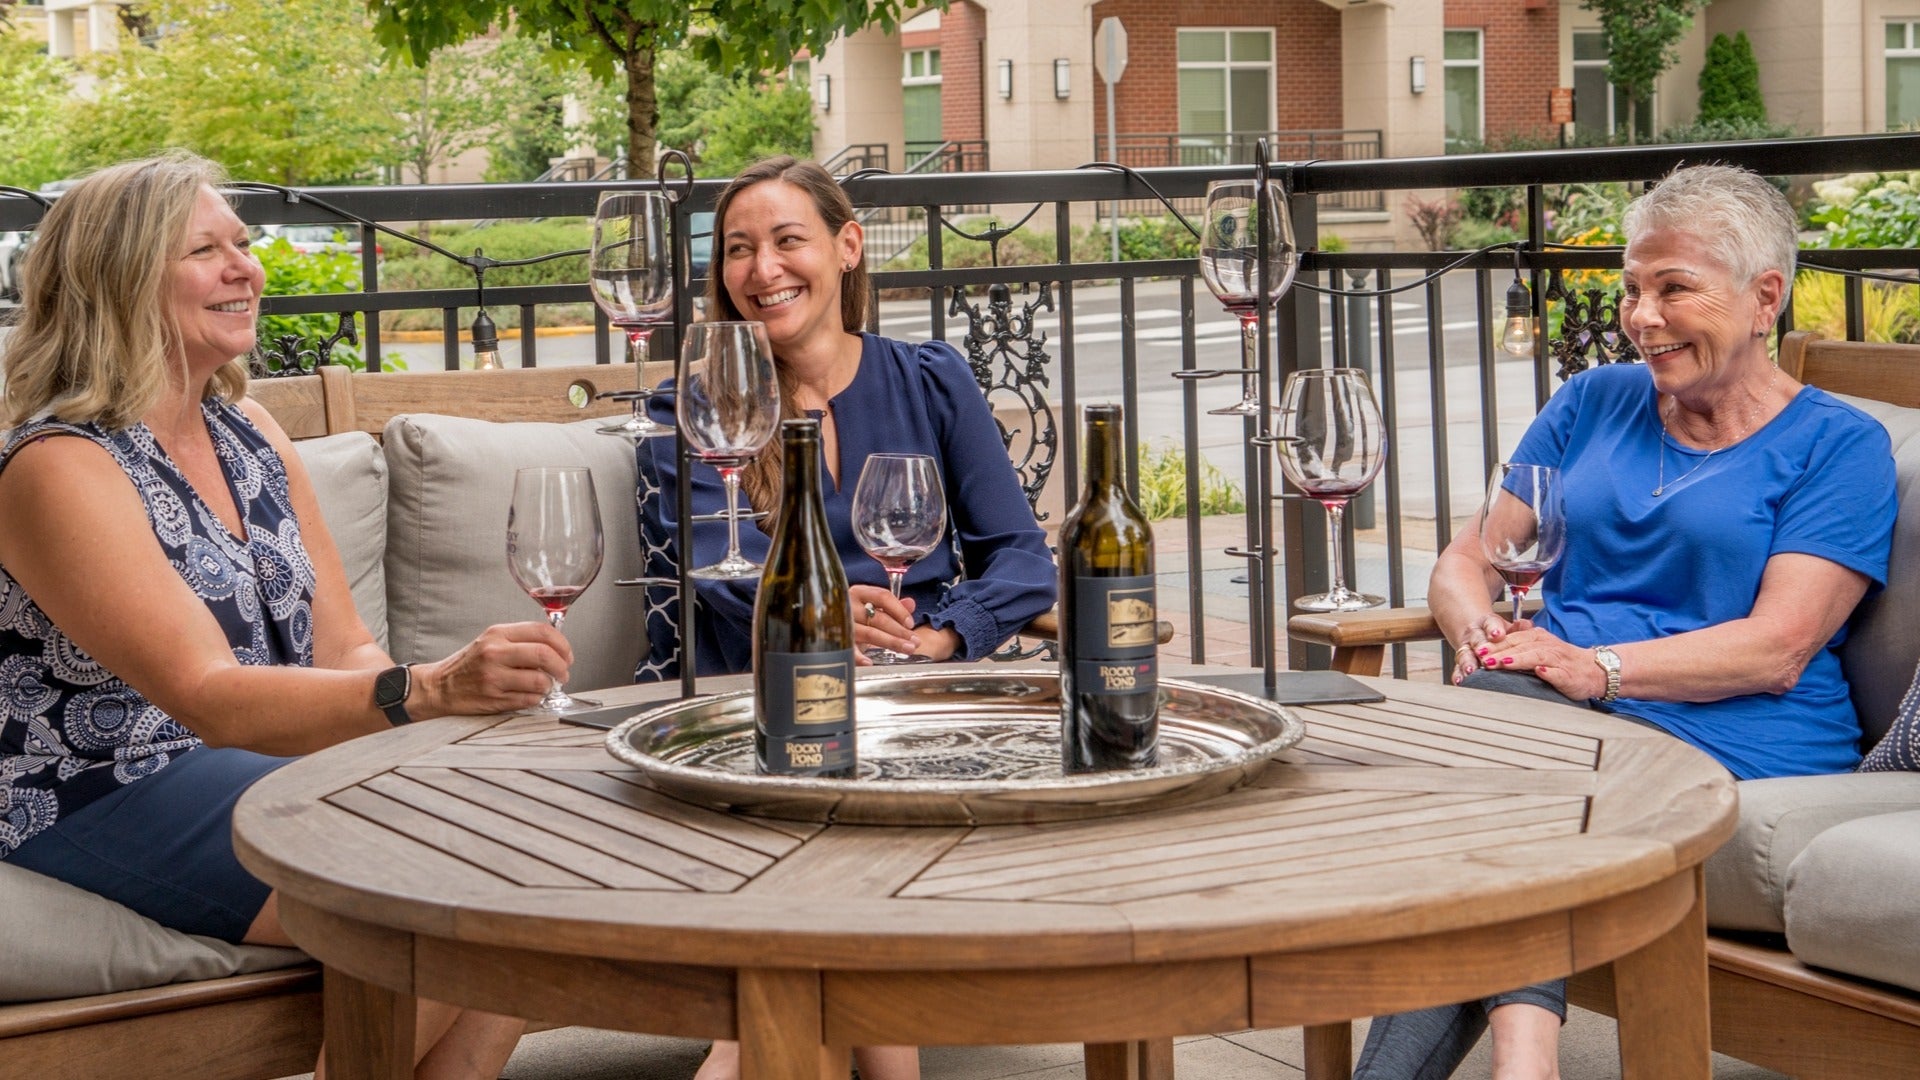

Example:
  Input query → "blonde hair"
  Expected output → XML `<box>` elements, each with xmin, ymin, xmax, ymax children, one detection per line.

<box><xmin>2</xmin><ymin>151</ymin><xmax>250</xmax><ymax>430</ymax></box>
<box><xmin>705</xmin><ymin>156</ymin><xmax>869</xmax><ymax>515</ymax></box>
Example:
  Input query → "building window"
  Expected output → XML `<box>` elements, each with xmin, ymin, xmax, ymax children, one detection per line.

<box><xmin>1888</xmin><ymin>22</ymin><xmax>1920</xmax><ymax>128</ymax></box>
<box><xmin>1572</xmin><ymin>30</ymin><xmax>1654</xmax><ymax>141</ymax></box>
<box><xmin>903</xmin><ymin>48</ymin><xmax>943</xmax><ymax>157</ymax></box>
<box><xmin>1443</xmin><ymin>29</ymin><xmax>1483</xmax><ymax>153</ymax></box>
<box><xmin>1177</xmin><ymin>29</ymin><xmax>1273</xmax><ymax>164</ymax></box>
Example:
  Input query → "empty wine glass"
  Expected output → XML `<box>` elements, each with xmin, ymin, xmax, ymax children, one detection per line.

<box><xmin>851</xmin><ymin>453</ymin><xmax>948</xmax><ymax>664</ymax></box>
<box><xmin>590</xmin><ymin>190</ymin><xmax>674</xmax><ymax>441</ymax></box>
<box><xmin>1198</xmin><ymin>178</ymin><xmax>1297</xmax><ymax>416</ymax></box>
<box><xmin>506</xmin><ymin>467</ymin><xmax>604</xmax><ymax>713</ymax></box>
<box><xmin>1276</xmin><ymin>367</ymin><xmax>1387</xmax><ymax>611</ymax></box>
<box><xmin>1477</xmin><ymin>463</ymin><xmax>1567</xmax><ymax>623</ymax></box>
<box><xmin>678</xmin><ymin>321</ymin><xmax>781</xmax><ymax>579</ymax></box>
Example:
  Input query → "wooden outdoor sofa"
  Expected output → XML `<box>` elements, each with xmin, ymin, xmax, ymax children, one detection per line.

<box><xmin>1290</xmin><ymin>331</ymin><xmax>1920</xmax><ymax>1078</ymax></box>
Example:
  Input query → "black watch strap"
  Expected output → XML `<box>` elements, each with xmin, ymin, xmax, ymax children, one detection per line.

<box><xmin>374</xmin><ymin>664</ymin><xmax>414</xmax><ymax>726</ymax></box>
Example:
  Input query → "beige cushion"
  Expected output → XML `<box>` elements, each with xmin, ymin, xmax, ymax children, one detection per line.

<box><xmin>292</xmin><ymin>431</ymin><xmax>389</xmax><ymax>651</ymax></box>
<box><xmin>0</xmin><ymin>862</ymin><xmax>304</xmax><ymax>1003</ymax></box>
<box><xmin>382</xmin><ymin>414</ymin><xmax>645</xmax><ymax>694</ymax></box>
<box><xmin>1831</xmin><ymin>393</ymin><xmax>1920</xmax><ymax>746</ymax></box>
<box><xmin>1783</xmin><ymin>808</ymin><xmax>1920</xmax><ymax>992</ymax></box>
<box><xmin>1704</xmin><ymin>771</ymin><xmax>1920</xmax><ymax>932</ymax></box>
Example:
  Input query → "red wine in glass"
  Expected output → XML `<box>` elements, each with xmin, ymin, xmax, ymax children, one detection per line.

<box><xmin>1276</xmin><ymin>368</ymin><xmax>1387</xmax><ymax>611</ymax></box>
<box><xmin>590</xmin><ymin>192</ymin><xmax>674</xmax><ymax>441</ymax></box>
<box><xmin>678</xmin><ymin>322</ymin><xmax>781</xmax><ymax>579</ymax></box>
<box><xmin>1199</xmin><ymin>180</ymin><xmax>1297</xmax><ymax>416</ymax></box>
<box><xmin>1478</xmin><ymin>464</ymin><xmax>1566</xmax><ymax>623</ymax></box>
<box><xmin>507</xmin><ymin>467</ymin><xmax>604</xmax><ymax>713</ymax></box>
<box><xmin>851</xmin><ymin>454</ymin><xmax>947</xmax><ymax>664</ymax></box>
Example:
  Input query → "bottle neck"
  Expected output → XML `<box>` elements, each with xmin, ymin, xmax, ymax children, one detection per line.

<box><xmin>1083</xmin><ymin>414</ymin><xmax>1123</xmax><ymax>491</ymax></box>
<box><xmin>782</xmin><ymin>434</ymin><xmax>822</xmax><ymax>507</ymax></box>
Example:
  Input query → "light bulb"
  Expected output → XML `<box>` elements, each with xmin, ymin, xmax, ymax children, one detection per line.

<box><xmin>470</xmin><ymin>309</ymin><xmax>501</xmax><ymax>370</ymax></box>
<box><xmin>1501</xmin><ymin>278</ymin><xmax>1535</xmax><ymax>358</ymax></box>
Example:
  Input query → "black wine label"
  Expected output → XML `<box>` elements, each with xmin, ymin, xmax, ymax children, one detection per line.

<box><xmin>1072</xmin><ymin>574</ymin><xmax>1158</xmax><ymax>697</ymax></box>
<box><xmin>759</xmin><ymin>650</ymin><xmax>856</xmax><ymax>775</ymax></box>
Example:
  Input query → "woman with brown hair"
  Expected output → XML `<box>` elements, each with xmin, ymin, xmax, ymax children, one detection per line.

<box><xmin>641</xmin><ymin>156</ymin><xmax>1056</xmax><ymax>678</ymax></box>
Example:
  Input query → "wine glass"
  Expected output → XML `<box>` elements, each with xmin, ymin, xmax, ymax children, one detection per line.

<box><xmin>506</xmin><ymin>467</ymin><xmax>605</xmax><ymax>713</ymax></box>
<box><xmin>678</xmin><ymin>321</ymin><xmax>781</xmax><ymax>579</ymax></box>
<box><xmin>1477</xmin><ymin>463</ymin><xmax>1566</xmax><ymax>623</ymax></box>
<box><xmin>589</xmin><ymin>190</ymin><xmax>674</xmax><ymax>441</ymax></box>
<box><xmin>1276</xmin><ymin>367</ymin><xmax>1387</xmax><ymax>611</ymax></box>
<box><xmin>1198</xmin><ymin>179</ymin><xmax>1297</xmax><ymax>416</ymax></box>
<box><xmin>851</xmin><ymin>453</ymin><xmax>948</xmax><ymax>664</ymax></box>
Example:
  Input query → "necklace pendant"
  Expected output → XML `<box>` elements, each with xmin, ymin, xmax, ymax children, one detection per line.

<box><xmin>1652</xmin><ymin>485</ymin><xmax>1665</xmax><ymax>497</ymax></box>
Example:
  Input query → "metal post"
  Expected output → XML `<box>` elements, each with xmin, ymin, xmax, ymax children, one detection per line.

<box><xmin>1345</xmin><ymin>267</ymin><xmax>1376</xmax><ymax>531</ymax></box>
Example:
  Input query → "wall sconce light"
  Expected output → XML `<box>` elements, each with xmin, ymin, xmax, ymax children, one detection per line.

<box><xmin>814</xmin><ymin>74</ymin><xmax>831</xmax><ymax>112</ymax></box>
<box><xmin>1409</xmin><ymin>55</ymin><xmax>1427</xmax><ymax>95</ymax></box>
<box><xmin>997</xmin><ymin>58</ymin><xmax>1013</xmax><ymax>100</ymax></box>
<box><xmin>1054</xmin><ymin>58</ymin><xmax>1071</xmax><ymax>100</ymax></box>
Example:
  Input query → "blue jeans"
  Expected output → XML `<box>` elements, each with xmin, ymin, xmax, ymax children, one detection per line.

<box><xmin>1352</xmin><ymin>667</ymin><xmax>1658</xmax><ymax>1080</ymax></box>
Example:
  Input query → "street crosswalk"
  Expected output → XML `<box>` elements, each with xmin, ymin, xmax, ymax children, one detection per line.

<box><xmin>880</xmin><ymin>301</ymin><xmax>1483</xmax><ymax>349</ymax></box>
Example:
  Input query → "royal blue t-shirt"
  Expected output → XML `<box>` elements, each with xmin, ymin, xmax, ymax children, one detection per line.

<box><xmin>1511</xmin><ymin>363</ymin><xmax>1895</xmax><ymax>780</ymax></box>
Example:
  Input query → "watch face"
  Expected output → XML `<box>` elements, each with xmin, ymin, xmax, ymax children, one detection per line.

<box><xmin>375</xmin><ymin>666</ymin><xmax>410</xmax><ymax>707</ymax></box>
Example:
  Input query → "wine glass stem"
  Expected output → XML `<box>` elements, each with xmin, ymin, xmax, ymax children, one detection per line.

<box><xmin>887</xmin><ymin>568</ymin><xmax>907</xmax><ymax>600</ymax></box>
<box><xmin>1238</xmin><ymin>314</ymin><xmax>1260</xmax><ymax>401</ymax></box>
<box><xmin>1324</xmin><ymin>499</ymin><xmax>1350</xmax><ymax>599</ymax></box>
<box><xmin>546</xmin><ymin>608</ymin><xmax>567</xmax><ymax>697</ymax></box>
<box><xmin>625</xmin><ymin>328</ymin><xmax>651</xmax><ymax>365</ymax></box>
<box><xmin>721</xmin><ymin>468</ymin><xmax>744</xmax><ymax>563</ymax></box>
<box><xmin>1510</xmin><ymin>586</ymin><xmax>1528</xmax><ymax>624</ymax></box>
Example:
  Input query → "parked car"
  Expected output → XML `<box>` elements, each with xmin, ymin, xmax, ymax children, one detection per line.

<box><xmin>259</xmin><ymin>223</ymin><xmax>381</xmax><ymax>259</ymax></box>
<box><xmin>0</xmin><ymin>230</ymin><xmax>28</xmax><ymax>302</ymax></box>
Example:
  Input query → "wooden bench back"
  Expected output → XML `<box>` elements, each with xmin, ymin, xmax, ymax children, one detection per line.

<box><xmin>247</xmin><ymin>363</ymin><xmax>675</xmax><ymax>439</ymax></box>
<box><xmin>1780</xmin><ymin>330</ymin><xmax>1920</xmax><ymax>407</ymax></box>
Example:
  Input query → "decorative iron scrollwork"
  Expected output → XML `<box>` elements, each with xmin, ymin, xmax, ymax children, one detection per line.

<box><xmin>1545</xmin><ymin>270</ymin><xmax>1639</xmax><ymax>381</ymax></box>
<box><xmin>950</xmin><ymin>281</ymin><xmax>1058</xmax><ymax>520</ymax></box>
<box><xmin>249</xmin><ymin>312</ymin><xmax>359</xmax><ymax>378</ymax></box>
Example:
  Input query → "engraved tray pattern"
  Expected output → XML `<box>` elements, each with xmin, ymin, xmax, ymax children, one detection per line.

<box><xmin>605</xmin><ymin>669</ymin><xmax>1305</xmax><ymax>825</ymax></box>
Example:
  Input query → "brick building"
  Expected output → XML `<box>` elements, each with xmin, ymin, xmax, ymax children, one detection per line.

<box><xmin>813</xmin><ymin>0</ymin><xmax>1920</xmax><ymax>244</ymax></box>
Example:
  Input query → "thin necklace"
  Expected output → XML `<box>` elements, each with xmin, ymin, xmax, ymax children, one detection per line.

<box><xmin>1653</xmin><ymin>366</ymin><xmax>1779</xmax><ymax>497</ymax></box>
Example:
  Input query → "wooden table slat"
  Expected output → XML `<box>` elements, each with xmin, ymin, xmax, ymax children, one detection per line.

<box><xmin>533</xmin><ymin>770</ymin><xmax>820</xmax><ymax>856</ymax></box>
<box><xmin>739</xmin><ymin>826</ymin><xmax>966</xmax><ymax>898</ymax></box>
<box><xmin>939</xmin><ymin>788</ymin><xmax>1391</xmax><ymax>859</ymax></box>
<box><xmin>327</xmin><ymin>786</ymin><xmax>599</xmax><ymax>889</ymax></box>
<box><xmin>1257</xmin><ymin>764</ymin><xmax>1597</xmax><ymax>799</ymax></box>
<box><xmin>1312</xmin><ymin>704</ymin><xmax>1598</xmax><ymax>766</ymax></box>
<box><xmin>1324</xmin><ymin>698</ymin><xmax>1604</xmax><ymax>754</ymax></box>
<box><xmin>364</xmin><ymin>773</ymin><xmax>688</xmax><ymax>891</ymax></box>
<box><xmin>1303</xmin><ymin>708</ymin><xmax>1595</xmax><ymax>770</ymax></box>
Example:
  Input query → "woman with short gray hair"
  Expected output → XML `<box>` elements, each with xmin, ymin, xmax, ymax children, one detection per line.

<box><xmin>1354</xmin><ymin>164</ymin><xmax>1897</xmax><ymax>1077</ymax></box>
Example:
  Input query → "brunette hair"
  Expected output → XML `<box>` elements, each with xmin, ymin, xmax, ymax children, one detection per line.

<box><xmin>705</xmin><ymin>156</ymin><xmax>869</xmax><ymax>514</ymax></box>
<box><xmin>2</xmin><ymin>151</ymin><xmax>249</xmax><ymax>430</ymax></box>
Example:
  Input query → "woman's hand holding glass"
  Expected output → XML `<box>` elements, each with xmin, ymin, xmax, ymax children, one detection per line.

<box><xmin>851</xmin><ymin>453</ymin><xmax>947</xmax><ymax>664</ymax></box>
<box><xmin>506</xmin><ymin>467</ymin><xmax>604</xmax><ymax>713</ymax></box>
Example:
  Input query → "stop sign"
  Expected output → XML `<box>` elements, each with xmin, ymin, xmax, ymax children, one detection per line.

<box><xmin>1095</xmin><ymin>16</ymin><xmax>1127</xmax><ymax>84</ymax></box>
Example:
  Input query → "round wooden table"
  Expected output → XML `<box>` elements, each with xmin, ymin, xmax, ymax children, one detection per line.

<box><xmin>233</xmin><ymin>671</ymin><xmax>1734</xmax><ymax>1080</ymax></box>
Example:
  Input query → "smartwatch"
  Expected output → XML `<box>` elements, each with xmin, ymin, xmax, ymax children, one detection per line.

<box><xmin>1591</xmin><ymin>646</ymin><xmax>1622</xmax><ymax>703</ymax></box>
<box><xmin>374</xmin><ymin>664</ymin><xmax>414</xmax><ymax>726</ymax></box>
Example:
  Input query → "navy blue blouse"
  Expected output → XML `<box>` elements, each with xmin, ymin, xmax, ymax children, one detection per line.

<box><xmin>0</xmin><ymin>401</ymin><xmax>317</xmax><ymax>858</ymax></box>
<box><xmin>641</xmin><ymin>334</ymin><xmax>1057</xmax><ymax>675</ymax></box>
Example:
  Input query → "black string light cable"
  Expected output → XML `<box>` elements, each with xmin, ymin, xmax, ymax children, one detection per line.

<box><xmin>0</xmin><ymin>186</ymin><xmax>52</xmax><ymax>208</ymax></box>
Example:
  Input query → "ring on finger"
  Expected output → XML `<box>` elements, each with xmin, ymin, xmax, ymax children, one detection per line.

<box><xmin>863</xmin><ymin>602</ymin><xmax>877</xmax><ymax>623</ymax></box>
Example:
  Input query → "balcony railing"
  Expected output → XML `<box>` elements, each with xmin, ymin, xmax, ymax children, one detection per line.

<box><xmin>1098</xmin><ymin>129</ymin><xmax>1386</xmax><ymax>214</ymax></box>
<box><xmin>7</xmin><ymin>134</ymin><xmax>1920</xmax><ymax>676</ymax></box>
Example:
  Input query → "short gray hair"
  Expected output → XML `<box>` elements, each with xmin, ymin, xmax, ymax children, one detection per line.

<box><xmin>1622</xmin><ymin>164</ymin><xmax>1798</xmax><ymax>295</ymax></box>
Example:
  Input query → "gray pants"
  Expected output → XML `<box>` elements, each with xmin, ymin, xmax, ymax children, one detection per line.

<box><xmin>1352</xmin><ymin>668</ymin><xmax>1657</xmax><ymax>1080</ymax></box>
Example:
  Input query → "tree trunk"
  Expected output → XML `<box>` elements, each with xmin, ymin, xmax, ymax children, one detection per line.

<box><xmin>625</xmin><ymin>45</ymin><xmax>658</xmax><ymax>177</ymax></box>
<box><xmin>1626</xmin><ymin>96</ymin><xmax>1640</xmax><ymax>146</ymax></box>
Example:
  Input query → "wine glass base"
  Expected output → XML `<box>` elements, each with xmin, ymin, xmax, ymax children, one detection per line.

<box><xmin>597</xmin><ymin>417</ymin><xmax>674</xmax><ymax>441</ymax></box>
<box><xmin>690</xmin><ymin>559</ymin><xmax>763</xmax><ymax>581</ymax></box>
<box><xmin>1208</xmin><ymin>399</ymin><xmax>1264</xmax><ymax>416</ymax></box>
<box><xmin>864</xmin><ymin>647</ymin><xmax>931</xmax><ymax>665</ymax></box>
<box><xmin>1292</xmin><ymin>590</ymin><xmax>1386</xmax><ymax>612</ymax></box>
<box><xmin>522</xmin><ymin>688</ymin><xmax>586</xmax><ymax>714</ymax></box>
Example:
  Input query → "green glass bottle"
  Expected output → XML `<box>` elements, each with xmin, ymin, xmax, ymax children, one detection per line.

<box><xmin>753</xmin><ymin>418</ymin><xmax>857</xmax><ymax>777</ymax></box>
<box><xmin>1059</xmin><ymin>403</ymin><xmax>1159</xmax><ymax>773</ymax></box>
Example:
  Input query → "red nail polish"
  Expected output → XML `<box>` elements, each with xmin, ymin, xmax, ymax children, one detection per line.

<box><xmin>1500</xmin><ymin>657</ymin><xmax>1514</xmax><ymax>666</ymax></box>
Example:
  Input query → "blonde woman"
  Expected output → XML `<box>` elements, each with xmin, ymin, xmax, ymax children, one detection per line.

<box><xmin>0</xmin><ymin>152</ymin><xmax>567</xmax><ymax>1080</ymax></box>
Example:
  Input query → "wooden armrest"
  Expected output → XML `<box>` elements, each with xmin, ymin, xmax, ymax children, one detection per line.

<box><xmin>1289</xmin><ymin>598</ymin><xmax>1542</xmax><ymax>677</ymax></box>
<box><xmin>1018</xmin><ymin>610</ymin><xmax>1175</xmax><ymax>645</ymax></box>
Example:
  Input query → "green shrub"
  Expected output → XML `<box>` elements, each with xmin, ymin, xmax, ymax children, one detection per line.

<box><xmin>1791</xmin><ymin>270</ymin><xmax>1920</xmax><ymax>343</ymax></box>
<box><xmin>378</xmin><ymin>219</ymin><xmax>593</xmax><ymax>331</ymax></box>
<box><xmin>256</xmin><ymin>239</ymin><xmax>377</xmax><ymax>369</ymax></box>
<box><xmin>1698</xmin><ymin>32</ymin><xmax>1765</xmax><ymax>124</ymax></box>
<box><xmin>1449</xmin><ymin>217</ymin><xmax>1521</xmax><ymax>251</ymax></box>
<box><xmin>1134</xmin><ymin>443</ymin><xmax>1244</xmax><ymax>521</ymax></box>
<box><xmin>1653</xmin><ymin>116</ymin><xmax>1798</xmax><ymax>144</ymax></box>
<box><xmin>1808</xmin><ymin>173</ymin><xmax>1920</xmax><ymax>249</ymax></box>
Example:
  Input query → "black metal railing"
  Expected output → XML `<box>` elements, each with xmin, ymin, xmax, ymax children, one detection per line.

<box><xmin>1098</xmin><ymin>129</ymin><xmax>1386</xmax><ymax>213</ymax></box>
<box><xmin>8</xmin><ymin>134</ymin><xmax>1920</xmax><ymax>677</ymax></box>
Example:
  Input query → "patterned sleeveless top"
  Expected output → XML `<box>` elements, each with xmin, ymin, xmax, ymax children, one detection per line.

<box><xmin>0</xmin><ymin>400</ymin><xmax>317</xmax><ymax>858</ymax></box>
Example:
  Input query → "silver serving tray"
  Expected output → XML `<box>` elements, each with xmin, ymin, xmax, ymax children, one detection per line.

<box><xmin>604</xmin><ymin>669</ymin><xmax>1305</xmax><ymax>825</ymax></box>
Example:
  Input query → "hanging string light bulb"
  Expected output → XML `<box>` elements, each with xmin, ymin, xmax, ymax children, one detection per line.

<box><xmin>1501</xmin><ymin>244</ymin><xmax>1537</xmax><ymax>358</ymax></box>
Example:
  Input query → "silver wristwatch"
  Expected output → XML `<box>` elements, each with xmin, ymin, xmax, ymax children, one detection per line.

<box><xmin>1591</xmin><ymin>646</ymin><xmax>1622</xmax><ymax>703</ymax></box>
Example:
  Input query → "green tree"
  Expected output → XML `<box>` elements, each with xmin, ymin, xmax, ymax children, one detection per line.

<box><xmin>367</xmin><ymin>0</ymin><xmax>935</xmax><ymax>174</ymax></box>
<box><xmin>0</xmin><ymin>32</ymin><xmax>75</xmax><ymax>189</ymax></box>
<box><xmin>378</xmin><ymin>29</ymin><xmax>586</xmax><ymax>184</ymax></box>
<box><xmin>646</xmin><ymin>50</ymin><xmax>813</xmax><ymax>177</ymax></box>
<box><xmin>1698</xmin><ymin>31</ymin><xmax>1765</xmax><ymax>124</ymax></box>
<box><xmin>1581</xmin><ymin>0</ymin><xmax>1708</xmax><ymax>144</ymax></box>
<box><xmin>71</xmin><ymin>0</ymin><xmax>401</xmax><ymax>183</ymax></box>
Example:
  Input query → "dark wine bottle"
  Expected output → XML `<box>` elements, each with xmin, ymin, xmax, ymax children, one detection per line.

<box><xmin>753</xmin><ymin>418</ymin><xmax>857</xmax><ymax>777</ymax></box>
<box><xmin>1059</xmin><ymin>403</ymin><xmax>1159</xmax><ymax>773</ymax></box>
